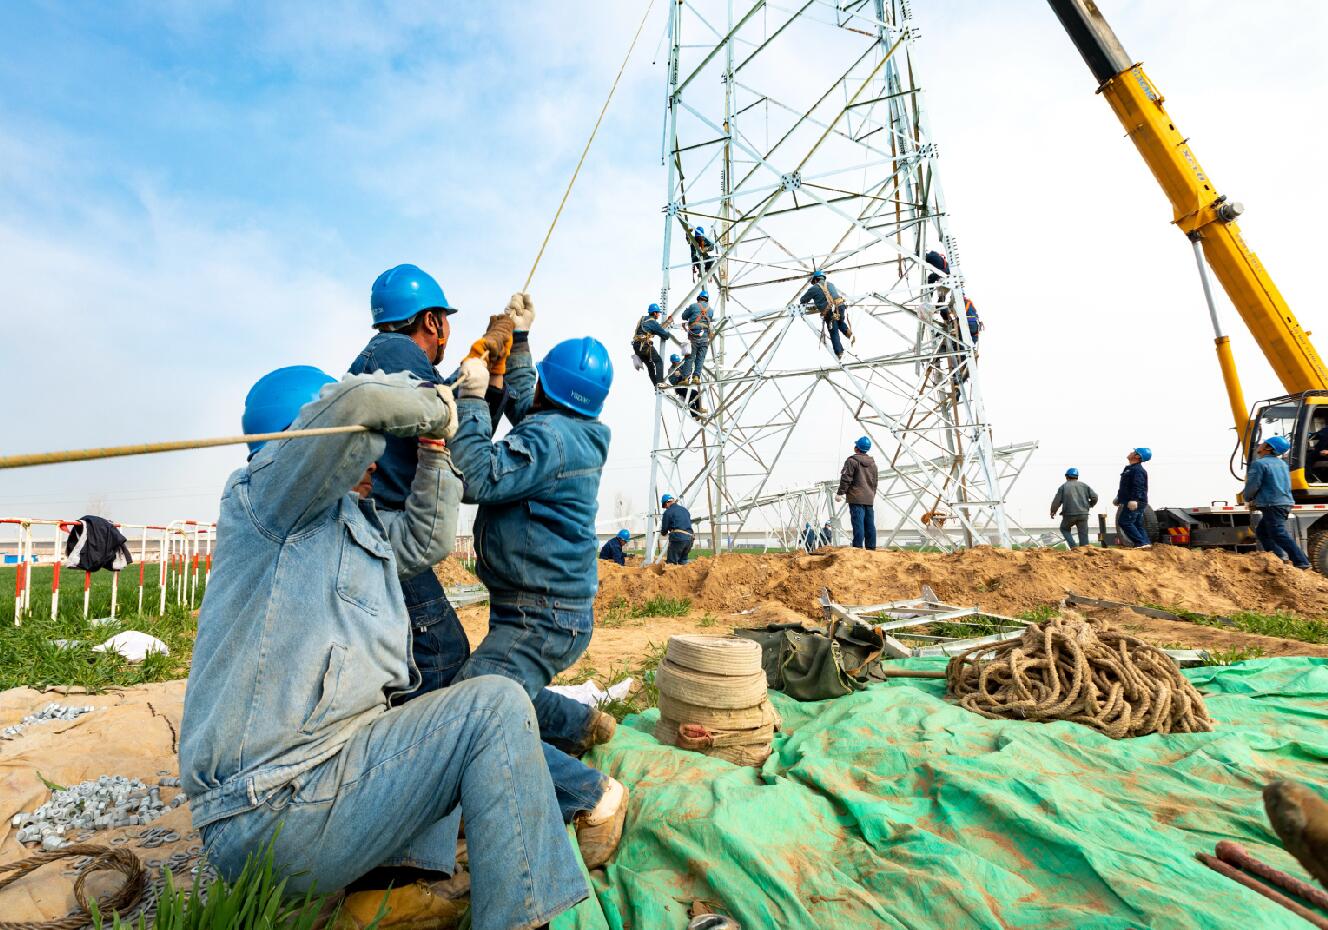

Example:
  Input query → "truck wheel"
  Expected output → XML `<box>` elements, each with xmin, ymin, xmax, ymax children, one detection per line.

<box><xmin>1308</xmin><ymin>529</ymin><xmax>1328</xmax><ymax>575</ymax></box>
<box><xmin>1143</xmin><ymin>506</ymin><xmax>1161</xmax><ymax>544</ymax></box>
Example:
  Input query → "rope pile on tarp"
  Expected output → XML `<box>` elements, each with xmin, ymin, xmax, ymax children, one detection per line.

<box><xmin>946</xmin><ymin>615</ymin><xmax>1214</xmax><ymax>738</ymax></box>
<box><xmin>0</xmin><ymin>845</ymin><xmax>145</xmax><ymax>930</ymax></box>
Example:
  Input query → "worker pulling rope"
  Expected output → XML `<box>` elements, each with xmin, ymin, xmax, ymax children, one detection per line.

<box><xmin>945</xmin><ymin>615</ymin><xmax>1214</xmax><ymax>739</ymax></box>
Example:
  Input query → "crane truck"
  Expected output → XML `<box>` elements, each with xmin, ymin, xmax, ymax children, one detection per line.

<box><xmin>1048</xmin><ymin>0</ymin><xmax>1328</xmax><ymax>570</ymax></box>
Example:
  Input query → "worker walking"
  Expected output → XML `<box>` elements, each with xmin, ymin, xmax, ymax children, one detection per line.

<box><xmin>660</xmin><ymin>494</ymin><xmax>694</xmax><ymax>564</ymax></box>
<box><xmin>837</xmin><ymin>436</ymin><xmax>878</xmax><ymax>549</ymax></box>
<box><xmin>1114</xmin><ymin>447</ymin><xmax>1153</xmax><ymax>549</ymax></box>
<box><xmin>600</xmin><ymin>529</ymin><xmax>631</xmax><ymax>565</ymax></box>
<box><xmin>799</xmin><ymin>270</ymin><xmax>851</xmax><ymax>359</ymax></box>
<box><xmin>632</xmin><ymin>303</ymin><xmax>679</xmax><ymax>387</ymax></box>
<box><xmin>1051</xmin><ymin>467</ymin><xmax>1098</xmax><ymax>549</ymax></box>
<box><xmin>680</xmin><ymin>291</ymin><xmax>713</xmax><ymax>385</ymax></box>
<box><xmin>1245</xmin><ymin>436</ymin><xmax>1311</xmax><ymax>569</ymax></box>
<box><xmin>448</xmin><ymin>303</ymin><xmax>629</xmax><ymax>868</ymax></box>
<box><xmin>179</xmin><ymin>367</ymin><xmax>588</xmax><ymax>928</ymax></box>
<box><xmin>689</xmin><ymin>225</ymin><xmax>716</xmax><ymax>280</ymax></box>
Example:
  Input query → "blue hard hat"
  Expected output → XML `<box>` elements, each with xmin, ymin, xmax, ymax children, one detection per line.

<box><xmin>811</xmin><ymin>269</ymin><xmax>826</xmax><ymax>281</ymax></box>
<box><xmin>370</xmin><ymin>264</ymin><xmax>455</xmax><ymax>327</ymax></box>
<box><xmin>242</xmin><ymin>366</ymin><xmax>336</xmax><ymax>454</ymax></box>
<box><xmin>648</xmin><ymin>303</ymin><xmax>662</xmax><ymax>315</ymax></box>
<box><xmin>855</xmin><ymin>436</ymin><xmax>872</xmax><ymax>452</ymax></box>
<box><xmin>698</xmin><ymin>290</ymin><xmax>710</xmax><ymax>302</ymax></box>
<box><xmin>536</xmin><ymin>337</ymin><xmax>613</xmax><ymax>417</ymax></box>
<box><xmin>670</xmin><ymin>354</ymin><xmax>681</xmax><ymax>363</ymax></box>
<box><xmin>1264</xmin><ymin>435</ymin><xmax>1291</xmax><ymax>455</ymax></box>
<box><xmin>1065</xmin><ymin>467</ymin><xmax>1079</xmax><ymax>478</ymax></box>
<box><xmin>661</xmin><ymin>493</ymin><xmax>676</xmax><ymax>506</ymax></box>
<box><xmin>617</xmin><ymin>529</ymin><xmax>631</xmax><ymax>541</ymax></box>
<box><xmin>1133</xmin><ymin>447</ymin><xmax>1152</xmax><ymax>462</ymax></box>
<box><xmin>694</xmin><ymin>226</ymin><xmax>705</xmax><ymax>236</ymax></box>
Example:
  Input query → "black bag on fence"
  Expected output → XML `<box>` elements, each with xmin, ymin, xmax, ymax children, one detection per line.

<box><xmin>63</xmin><ymin>515</ymin><xmax>132</xmax><ymax>572</ymax></box>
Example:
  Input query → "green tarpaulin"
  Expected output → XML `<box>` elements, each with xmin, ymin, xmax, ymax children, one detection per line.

<box><xmin>554</xmin><ymin>658</ymin><xmax>1328</xmax><ymax>930</ymax></box>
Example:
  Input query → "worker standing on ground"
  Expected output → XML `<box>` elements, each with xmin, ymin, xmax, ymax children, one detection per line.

<box><xmin>837</xmin><ymin>437</ymin><xmax>878</xmax><ymax>549</ymax></box>
<box><xmin>689</xmin><ymin>225</ymin><xmax>716</xmax><ymax>280</ymax></box>
<box><xmin>801</xmin><ymin>522</ymin><xmax>819</xmax><ymax>553</ymax></box>
<box><xmin>819</xmin><ymin>520</ymin><xmax>834</xmax><ymax>548</ymax></box>
<box><xmin>660</xmin><ymin>494</ymin><xmax>694</xmax><ymax>564</ymax></box>
<box><xmin>447</xmin><ymin>302</ymin><xmax>628</xmax><ymax>868</ymax></box>
<box><xmin>347</xmin><ymin>263</ymin><xmax>478</xmax><ymax>698</ymax></box>
<box><xmin>680</xmin><ymin>291</ymin><xmax>713</xmax><ymax>386</ymax></box>
<box><xmin>799</xmin><ymin>270</ymin><xmax>851</xmax><ymax>360</ymax></box>
<box><xmin>1050</xmin><ymin>467</ymin><xmax>1098</xmax><ymax>549</ymax></box>
<box><xmin>600</xmin><ymin>529</ymin><xmax>630</xmax><ymax>565</ymax></box>
<box><xmin>632</xmin><ymin>303</ymin><xmax>678</xmax><ymax>388</ymax></box>
<box><xmin>179</xmin><ymin>367</ymin><xmax>587</xmax><ymax>929</ymax></box>
<box><xmin>1245</xmin><ymin>436</ymin><xmax>1312</xmax><ymax>569</ymax></box>
<box><xmin>1114</xmin><ymin>447</ymin><xmax>1153</xmax><ymax>549</ymax></box>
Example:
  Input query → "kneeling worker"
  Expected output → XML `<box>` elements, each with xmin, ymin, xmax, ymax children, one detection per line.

<box><xmin>660</xmin><ymin>493</ymin><xmax>693</xmax><ymax>564</ymax></box>
<box><xmin>179</xmin><ymin>367</ymin><xmax>586</xmax><ymax>929</ymax></box>
<box><xmin>600</xmin><ymin>529</ymin><xmax>630</xmax><ymax>565</ymax></box>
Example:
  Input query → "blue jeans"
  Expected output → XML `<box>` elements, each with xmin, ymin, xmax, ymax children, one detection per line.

<box><xmin>826</xmin><ymin>315</ymin><xmax>850</xmax><ymax>357</ymax></box>
<box><xmin>454</xmin><ymin>596</ymin><xmax>606</xmax><ymax>821</ymax></box>
<box><xmin>1256</xmin><ymin>506</ymin><xmax>1310</xmax><ymax>568</ymax></box>
<box><xmin>199</xmin><ymin>677</ymin><xmax>587</xmax><ymax>930</ymax></box>
<box><xmin>1118</xmin><ymin>507</ymin><xmax>1150</xmax><ymax>547</ymax></box>
<box><xmin>666</xmin><ymin>533</ymin><xmax>693</xmax><ymax>564</ymax></box>
<box><xmin>685</xmin><ymin>340</ymin><xmax>709</xmax><ymax>381</ymax></box>
<box><xmin>1060</xmin><ymin>514</ymin><xmax>1089</xmax><ymax>549</ymax></box>
<box><xmin>397</xmin><ymin>569</ymin><xmax>470</xmax><ymax>700</ymax></box>
<box><xmin>849</xmin><ymin>503</ymin><xmax>876</xmax><ymax>549</ymax></box>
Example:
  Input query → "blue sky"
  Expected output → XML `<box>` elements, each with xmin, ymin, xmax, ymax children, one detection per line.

<box><xmin>3</xmin><ymin>1</ymin><xmax>1327</xmax><ymax>533</ymax></box>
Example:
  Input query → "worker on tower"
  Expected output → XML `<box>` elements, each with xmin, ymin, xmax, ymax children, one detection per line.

<box><xmin>632</xmin><ymin>303</ymin><xmax>679</xmax><ymax>388</ymax></box>
<box><xmin>1050</xmin><ymin>467</ymin><xmax>1099</xmax><ymax>549</ymax></box>
<box><xmin>1244</xmin><ymin>436</ymin><xmax>1312</xmax><ymax>569</ymax></box>
<box><xmin>965</xmin><ymin>297</ymin><xmax>983</xmax><ymax>345</ymax></box>
<box><xmin>799</xmin><ymin>270</ymin><xmax>851</xmax><ymax>360</ymax></box>
<box><xmin>836</xmin><ymin>436</ymin><xmax>879</xmax><ymax>549</ymax></box>
<box><xmin>599</xmin><ymin>529</ymin><xmax>631</xmax><ymax>565</ymax></box>
<box><xmin>666</xmin><ymin>353</ymin><xmax>705</xmax><ymax>418</ymax></box>
<box><xmin>689</xmin><ymin>225</ymin><xmax>716</xmax><ymax>280</ymax></box>
<box><xmin>447</xmin><ymin>308</ymin><xmax>628</xmax><ymax>869</ymax></box>
<box><xmin>925</xmin><ymin>249</ymin><xmax>949</xmax><ymax>283</ymax></box>
<box><xmin>660</xmin><ymin>493</ymin><xmax>694</xmax><ymax>564</ymax></box>
<box><xmin>1113</xmin><ymin>447</ymin><xmax>1153</xmax><ymax>549</ymax></box>
<box><xmin>680</xmin><ymin>291</ymin><xmax>714</xmax><ymax>385</ymax></box>
<box><xmin>179</xmin><ymin>367</ymin><xmax>588</xmax><ymax>928</ymax></box>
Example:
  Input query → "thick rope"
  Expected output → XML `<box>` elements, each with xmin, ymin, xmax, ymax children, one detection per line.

<box><xmin>945</xmin><ymin>616</ymin><xmax>1214</xmax><ymax>739</ymax></box>
<box><xmin>0</xmin><ymin>844</ymin><xmax>146</xmax><ymax>930</ymax></box>
<box><xmin>523</xmin><ymin>0</ymin><xmax>657</xmax><ymax>291</ymax></box>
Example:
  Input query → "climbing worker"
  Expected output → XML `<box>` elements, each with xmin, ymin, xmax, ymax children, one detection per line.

<box><xmin>836</xmin><ymin>436</ymin><xmax>878</xmax><ymax>550</ymax></box>
<box><xmin>666</xmin><ymin>353</ymin><xmax>705</xmax><ymax>418</ymax></box>
<box><xmin>1244</xmin><ymin>436</ymin><xmax>1311</xmax><ymax>569</ymax></box>
<box><xmin>680</xmin><ymin>291</ymin><xmax>714</xmax><ymax>385</ymax></box>
<box><xmin>1113</xmin><ymin>447</ymin><xmax>1153</xmax><ymax>549</ymax></box>
<box><xmin>1050</xmin><ymin>467</ymin><xmax>1099</xmax><ymax>549</ymax></box>
<box><xmin>447</xmin><ymin>306</ymin><xmax>629</xmax><ymax>869</ymax></box>
<box><xmin>660</xmin><ymin>493</ymin><xmax>694</xmax><ymax>564</ymax></box>
<box><xmin>689</xmin><ymin>224</ymin><xmax>716</xmax><ymax>280</ymax></box>
<box><xmin>179</xmin><ymin>366</ymin><xmax>587</xmax><ymax>928</ymax></box>
<box><xmin>600</xmin><ymin>529</ymin><xmax>631</xmax><ymax>565</ymax></box>
<box><xmin>631</xmin><ymin>303</ymin><xmax>679</xmax><ymax>388</ymax></box>
<box><xmin>964</xmin><ymin>297</ymin><xmax>983</xmax><ymax>345</ymax></box>
<box><xmin>801</xmin><ymin>522</ymin><xmax>819</xmax><ymax>553</ymax></box>
<box><xmin>347</xmin><ymin>263</ymin><xmax>475</xmax><ymax>699</ymax></box>
<box><xmin>799</xmin><ymin>270</ymin><xmax>851</xmax><ymax>359</ymax></box>
<box><xmin>819</xmin><ymin>520</ymin><xmax>834</xmax><ymax>548</ymax></box>
<box><xmin>925</xmin><ymin>249</ymin><xmax>949</xmax><ymax>283</ymax></box>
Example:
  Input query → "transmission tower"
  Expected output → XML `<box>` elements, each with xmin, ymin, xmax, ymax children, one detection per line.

<box><xmin>644</xmin><ymin>0</ymin><xmax>1033</xmax><ymax>561</ymax></box>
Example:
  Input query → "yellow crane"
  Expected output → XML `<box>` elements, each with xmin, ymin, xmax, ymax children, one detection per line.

<box><xmin>1050</xmin><ymin>0</ymin><xmax>1328</xmax><ymax>564</ymax></box>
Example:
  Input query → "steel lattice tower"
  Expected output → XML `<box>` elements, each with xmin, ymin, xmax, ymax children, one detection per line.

<box><xmin>644</xmin><ymin>0</ymin><xmax>1033</xmax><ymax>560</ymax></box>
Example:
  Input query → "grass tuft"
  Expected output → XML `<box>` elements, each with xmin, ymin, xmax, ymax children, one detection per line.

<box><xmin>1146</xmin><ymin>603</ymin><xmax>1328</xmax><ymax>645</ymax></box>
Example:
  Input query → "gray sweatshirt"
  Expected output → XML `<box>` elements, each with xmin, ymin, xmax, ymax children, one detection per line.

<box><xmin>1051</xmin><ymin>480</ymin><xmax>1098</xmax><ymax>517</ymax></box>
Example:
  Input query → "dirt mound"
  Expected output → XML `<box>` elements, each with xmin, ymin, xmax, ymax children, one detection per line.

<box><xmin>595</xmin><ymin>546</ymin><xmax>1328</xmax><ymax>620</ymax></box>
<box><xmin>434</xmin><ymin>557</ymin><xmax>479</xmax><ymax>587</ymax></box>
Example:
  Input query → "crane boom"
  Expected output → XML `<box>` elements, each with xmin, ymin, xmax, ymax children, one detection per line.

<box><xmin>1048</xmin><ymin>0</ymin><xmax>1328</xmax><ymax>404</ymax></box>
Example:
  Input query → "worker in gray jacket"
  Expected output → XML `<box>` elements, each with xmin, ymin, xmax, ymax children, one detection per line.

<box><xmin>1050</xmin><ymin>467</ymin><xmax>1098</xmax><ymax>549</ymax></box>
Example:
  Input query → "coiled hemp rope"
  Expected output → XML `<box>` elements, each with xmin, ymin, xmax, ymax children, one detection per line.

<box><xmin>945</xmin><ymin>616</ymin><xmax>1214</xmax><ymax>739</ymax></box>
<box><xmin>0</xmin><ymin>845</ymin><xmax>145</xmax><ymax>930</ymax></box>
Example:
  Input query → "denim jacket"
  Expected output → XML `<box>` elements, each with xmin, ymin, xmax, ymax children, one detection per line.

<box><xmin>680</xmin><ymin>304</ymin><xmax>712</xmax><ymax>343</ymax></box>
<box><xmin>1116</xmin><ymin>462</ymin><xmax>1148</xmax><ymax>506</ymax></box>
<box><xmin>180</xmin><ymin>372</ymin><xmax>462</xmax><ymax>830</ymax></box>
<box><xmin>449</xmin><ymin>340</ymin><xmax>610</xmax><ymax>604</ymax></box>
<box><xmin>1244</xmin><ymin>455</ymin><xmax>1295</xmax><ymax>508</ymax></box>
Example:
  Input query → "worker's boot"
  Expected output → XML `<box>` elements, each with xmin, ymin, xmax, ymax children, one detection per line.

<box><xmin>576</xmin><ymin>777</ymin><xmax>629</xmax><ymax>869</ymax></box>
<box><xmin>332</xmin><ymin>873</ymin><xmax>470</xmax><ymax>930</ymax></box>
<box><xmin>1265</xmin><ymin>780</ymin><xmax>1328</xmax><ymax>888</ymax></box>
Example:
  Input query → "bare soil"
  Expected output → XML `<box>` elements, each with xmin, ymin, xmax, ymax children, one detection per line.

<box><xmin>433</xmin><ymin>556</ymin><xmax>479</xmax><ymax>587</ymax></box>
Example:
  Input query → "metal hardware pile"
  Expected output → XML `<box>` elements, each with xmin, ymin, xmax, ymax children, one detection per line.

<box><xmin>11</xmin><ymin>776</ymin><xmax>185</xmax><ymax>850</ymax></box>
<box><xmin>1</xmin><ymin>704</ymin><xmax>95</xmax><ymax>739</ymax></box>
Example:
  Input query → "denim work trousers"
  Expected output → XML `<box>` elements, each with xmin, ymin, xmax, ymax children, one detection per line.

<box><xmin>1117</xmin><ymin>507</ymin><xmax>1150</xmax><ymax>547</ymax></box>
<box><xmin>685</xmin><ymin>341</ymin><xmax>709</xmax><ymax>381</ymax></box>
<box><xmin>454</xmin><ymin>597</ymin><xmax>606</xmax><ymax>820</ymax></box>
<box><xmin>1059</xmin><ymin>514</ymin><xmax>1090</xmax><ymax>549</ymax></box>
<box><xmin>1255</xmin><ymin>506</ymin><xmax>1311</xmax><ymax>568</ymax></box>
<box><xmin>397</xmin><ymin>569</ymin><xmax>470</xmax><ymax>700</ymax></box>
<box><xmin>667</xmin><ymin>533</ymin><xmax>694</xmax><ymax>565</ymax></box>
<box><xmin>849</xmin><ymin>503</ymin><xmax>877</xmax><ymax>549</ymax></box>
<box><xmin>200</xmin><ymin>677</ymin><xmax>587</xmax><ymax>930</ymax></box>
<box><xmin>826</xmin><ymin>317</ymin><xmax>850</xmax><ymax>357</ymax></box>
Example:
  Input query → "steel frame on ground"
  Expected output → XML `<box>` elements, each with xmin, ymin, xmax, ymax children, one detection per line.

<box><xmin>644</xmin><ymin>0</ymin><xmax>1032</xmax><ymax>562</ymax></box>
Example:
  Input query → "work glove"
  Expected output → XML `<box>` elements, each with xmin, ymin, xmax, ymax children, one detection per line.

<box><xmin>477</xmin><ymin>313</ymin><xmax>515</xmax><ymax>376</ymax></box>
<box><xmin>506</xmin><ymin>292</ymin><xmax>535</xmax><ymax>331</ymax></box>
<box><xmin>457</xmin><ymin>357</ymin><xmax>490</xmax><ymax>399</ymax></box>
<box><xmin>421</xmin><ymin>384</ymin><xmax>458</xmax><ymax>441</ymax></box>
<box><xmin>1246</xmin><ymin>501</ymin><xmax>1257</xmax><ymax>512</ymax></box>
<box><xmin>1112</xmin><ymin>498</ymin><xmax>1120</xmax><ymax>507</ymax></box>
<box><xmin>1126</xmin><ymin>501</ymin><xmax>1139</xmax><ymax>512</ymax></box>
